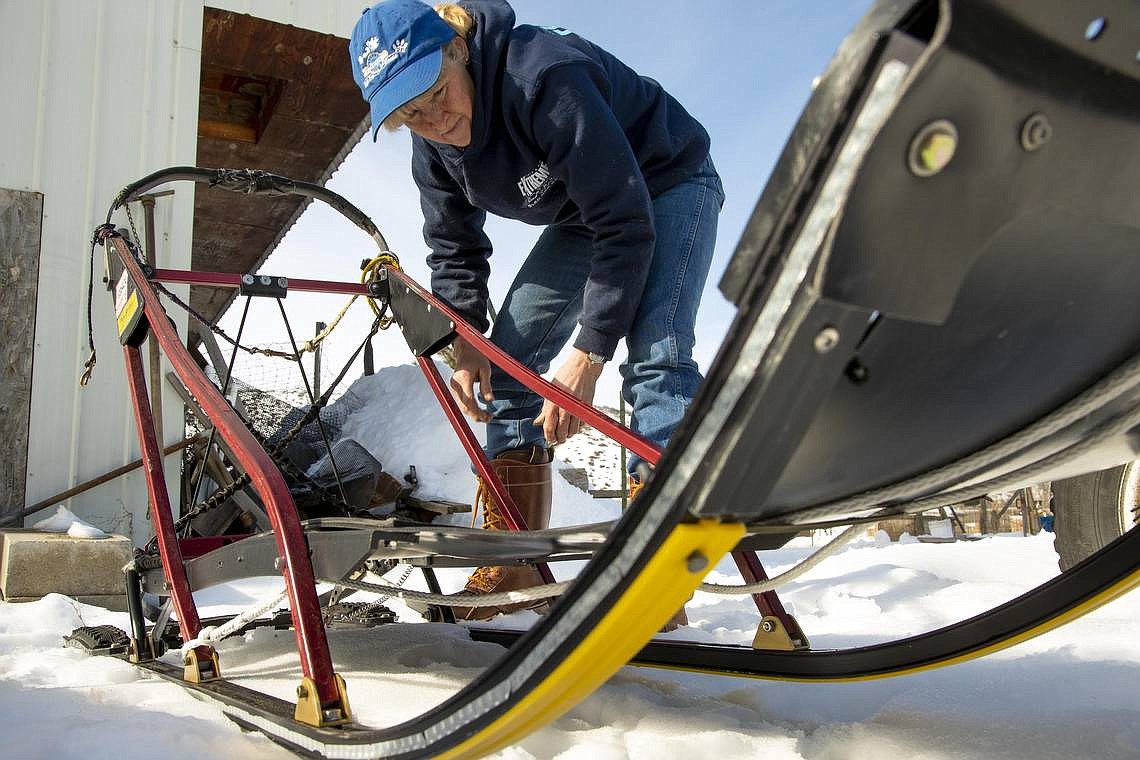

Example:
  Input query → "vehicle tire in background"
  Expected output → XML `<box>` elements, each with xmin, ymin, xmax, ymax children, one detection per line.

<box><xmin>1052</xmin><ymin>462</ymin><xmax>1139</xmax><ymax>571</ymax></box>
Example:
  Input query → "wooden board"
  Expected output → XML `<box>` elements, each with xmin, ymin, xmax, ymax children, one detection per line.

<box><xmin>0</xmin><ymin>189</ymin><xmax>42</xmax><ymax>516</ymax></box>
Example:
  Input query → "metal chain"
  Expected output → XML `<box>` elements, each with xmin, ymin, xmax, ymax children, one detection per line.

<box><xmin>142</xmin><ymin>320</ymin><xmax>381</xmax><ymax>553</ymax></box>
<box><xmin>147</xmin><ymin>402</ymin><xmax>337</xmax><ymax>552</ymax></box>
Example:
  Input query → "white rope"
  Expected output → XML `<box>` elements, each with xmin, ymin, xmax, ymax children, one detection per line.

<box><xmin>697</xmin><ymin>524</ymin><xmax>864</xmax><ymax>595</ymax></box>
<box><xmin>322</xmin><ymin>575</ymin><xmax>573</xmax><ymax>607</ymax></box>
<box><xmin>180</xmin><ymin>588</ymin><xmax>289</xmax><ymax>655</ymax></box>
<box><xmin>172</xmin><ymin>525</ymin><xmax>862</xmax><ymax>649</ymax></box>
<box><xmin>320</xmin><ymin>524</ymin><xmax>865</xmax><ymax>606</ymax></box>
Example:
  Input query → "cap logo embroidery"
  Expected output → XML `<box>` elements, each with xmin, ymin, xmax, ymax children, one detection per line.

<box><xmin>358</xmin><ymin>36</ymin><xmax>409</xmax><ymax>87</ymax></box>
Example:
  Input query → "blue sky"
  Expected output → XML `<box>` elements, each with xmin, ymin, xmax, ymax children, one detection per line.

<box><xmin>222</xmin><ymin>1</ymin><xmax>873</xmax><ymax>407</ymax></box>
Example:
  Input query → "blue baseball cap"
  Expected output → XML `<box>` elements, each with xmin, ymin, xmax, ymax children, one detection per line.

<box><xmin>349</xmin><ymin>0</ymin><xmax>458</xmax><ymax>140</ymax></box>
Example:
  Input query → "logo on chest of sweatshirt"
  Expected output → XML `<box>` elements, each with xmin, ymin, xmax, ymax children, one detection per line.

<box><xmin>517</xmin><ymin>162</ymin><xmax>554</xmax><ymax>208</ymax></box>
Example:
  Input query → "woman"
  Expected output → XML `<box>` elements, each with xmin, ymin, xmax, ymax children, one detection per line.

<box><xmin>350</xmin><ymin>0</ymin><xmax>723</xmax><ymax>620</ymax></box>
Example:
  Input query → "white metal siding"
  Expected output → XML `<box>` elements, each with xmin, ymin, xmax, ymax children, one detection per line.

<box><xmin>0</xmin><ymin>0</ymin><xmax>359</xmax><ymax>543</ymax></box>
<box><xmin>0</xmin><ymin>0</ymin><xmax>202</xmax><ymax>541</ymax></box>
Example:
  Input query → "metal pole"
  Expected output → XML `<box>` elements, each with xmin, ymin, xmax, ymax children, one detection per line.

<box><xmin>619</xmin><ymin>395</ymin><xmax>628</xmax><ymax>510</ymax></box>
<box><xmin>313</xmin><ymin>321</ymin><xmax>326</xmax><ymax>398</ymax></box>
<box><xmin>0</xmin><ymin>436</ymin><xmax>202</xmax><ymax>528</ymax></box>
<box><xmin>141</xmin><ymin>197</ymin><xmax>163</xmax><ymax>465</ymax></box>
<box><xmin>124</xmin><ymin>344</ymin><xmax>204</xmax><ymax>643</ymax></box>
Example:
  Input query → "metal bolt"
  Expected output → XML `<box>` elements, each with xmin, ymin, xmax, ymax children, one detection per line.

<box><xmin>259</xmin><ymin>275</ymin><xmax>271</xmax><ymax>286</ymax></box>
<box><xmin>277</xmin><ymin>277</ymin><xmax>288</xmax><ymax>288</ymax></box>
<box><xmin>297</xmin><ymin>684</ymin><xmax>308</xmax><ymax>698</ymax></box>
<box><xmin>1085</xmin><ymin>17</ymin><xmax>1107</xmax><ymax>41</ymax></box>
<box><xmin>1020</xmin><ymin>113</ymin><xmax>1052</xmax><ymax>152</ymax></box>
<box><xmin>761</xmin><ymin>620</ymin><xmax>776</xmax><ymax>633</ymax></box>
<box><xmin>378</xmin><ymin>269</ymin><xmax>388</xmax><ymax>280</ymax></box>
<box><xmin>845</xmin><ymin>358</ymin><xmax>870</xmax><ymax>385</ymax></box>
<box><xmin>907</xmin><ymin>119</ymin><xmax>958</xmax><ymax>177</ymax></box>
<box><xmin>302</xmin><ymin>55</ymin><xmax>313</xmax><ymax>65</ymax></box>
<box><xmin>686</xmin><ymin>551</ymin><xmax>708</xmax><ymax>573</ymax></box>
<box><xmin>814</xmin><ymin>326</ymin><xmax>841</xmax><ymax>353</ymax></box>
<box><xmin>242</xmin><ymin>274</ymin><xmax>255</xmax><ymax>285</ymax></box>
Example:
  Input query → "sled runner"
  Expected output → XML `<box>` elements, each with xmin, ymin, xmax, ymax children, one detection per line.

<box><xmin>68</xmin><ymin>0</ymin><xmax>1140</xmax><ymax>756</ymax></box>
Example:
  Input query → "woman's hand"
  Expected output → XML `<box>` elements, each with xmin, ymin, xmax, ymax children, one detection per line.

<box><xmin>533</xmin><ymin>349</ymin><xmax>605</xmax><ymax>444</ymax></box>
<box><xmin>449</xmin><ymin>336</ymin><xmax>494</xmax><ymax>422</ymax></box>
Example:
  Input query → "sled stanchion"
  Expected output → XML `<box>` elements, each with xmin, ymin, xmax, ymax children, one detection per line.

<box><xmin>124</xmin><ymin>567</ymin><xmax>154</xmax><ymax>662</ymax></box>
<box><xmin>732</xmin><ymin>551</ymin><xmax>810</xmax><ymax>650</ymax></box>
<box><xmin>417</xmin><ymin>356</ymin><xmax>557</xmax><ymax>585</ymax></box>
<box><xmin>103</xmin><ymin>232</ymin><xmax>347</xmax><ymax>718</ymax></box>
<box><xmin>124</xmin><ymin>344</ymin><xmax>205</xmax><ymax>647</ymax></box>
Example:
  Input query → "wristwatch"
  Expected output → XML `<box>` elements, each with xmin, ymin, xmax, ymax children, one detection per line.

<box><xmin>585</xmin><ymin>351</ymin><xmax>607</xmax><ymax>365</ymax></box>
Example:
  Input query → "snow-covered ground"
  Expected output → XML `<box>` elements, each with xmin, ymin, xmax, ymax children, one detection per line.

<box><xmin>3</xmin><ymin>364</ymin><xmax>1140</xmax><ymax>759</ymax></box>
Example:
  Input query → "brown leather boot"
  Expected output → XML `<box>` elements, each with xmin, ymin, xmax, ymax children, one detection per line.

<box><xmin>451</xmin><ymin>446</ymin><xmax>553</xmax><ymax>621</ymax></box>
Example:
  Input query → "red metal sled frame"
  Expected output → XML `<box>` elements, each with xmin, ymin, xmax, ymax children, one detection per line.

<box><xmin>150</xmin><ymin>264</ymin><xmax>802</xmax><ymax>633</ymax></box>
<box><xmin>108</xmin><ymin>234</ymin><xmax>343</xmax><ymax>709</ymax></box>
<box><xmin>117</xmin><ymin>249</ymin><xmax>800</xmax><ymax>713</ymax></box>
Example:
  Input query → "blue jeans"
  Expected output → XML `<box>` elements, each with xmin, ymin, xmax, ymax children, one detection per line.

<box><xmin>485</xmin><ymin>156</ymin><xmax>724</xmax><ymax>475</ymax></box>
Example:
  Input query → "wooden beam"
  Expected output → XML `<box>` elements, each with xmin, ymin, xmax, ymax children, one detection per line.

<box><xmin>0</xmin><ymin>189</ymin><xmax>41</xmax><ymax>519</ymax></box>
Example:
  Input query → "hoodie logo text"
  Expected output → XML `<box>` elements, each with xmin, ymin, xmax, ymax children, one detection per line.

<box><xmin>517</xmin><ymin>162</ymin><xmax>554</xmax><ymax>207</ymax></box>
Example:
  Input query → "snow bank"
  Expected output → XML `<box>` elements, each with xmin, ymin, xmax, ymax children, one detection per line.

<box><xmin>319</xmin><ymin>362</ymin><xmax>622</xmax><ymax>527</ymax></box>
<box><xmin>2</xmin><ymin>364</ymin><xmax>1140</xmax><ymax>758</ymax></box>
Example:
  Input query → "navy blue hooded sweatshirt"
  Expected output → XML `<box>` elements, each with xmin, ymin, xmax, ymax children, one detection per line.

<box><xmin>413</xmin><ymin>0</ymin><xmax>710</xmax><ymax>359</ymax></box>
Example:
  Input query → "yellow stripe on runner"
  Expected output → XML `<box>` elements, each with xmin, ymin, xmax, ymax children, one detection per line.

<box><xmin>438</xmin><ymin>518</ymin><xmax>744</xmax><ymax>759</ymax></box>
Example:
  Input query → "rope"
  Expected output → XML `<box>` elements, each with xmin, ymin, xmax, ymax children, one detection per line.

<box><xmin>697</xmin><ymin>525</ymin><xmax>864</xmax><ymax>595</ymax></box>
<box><xmin>360</xmin><ymin>253</ymin><xmax>401</xmax><ymax>324</ymax></box>
<box><xmin>180</xmin><ymin>588</ymin><xmax>289</xmax><ymax>655</ymax></box>
<box><xmin>321</xmin><ymin>575</ymin><xmax>572</xmax><ymax>607</ymax></box>
<box><xmin>156</xmin><ymin>250</ymin><xmax>403</xmax><ymax>365</ymax></box>
<box><xmin>80</xmin><ymin>225</ymin><xmax>116</xmax><ymax>386</ymax></box>
<box><xmin>165</xmin><ymin>523</ymin><xmax>860</xmax><ymax>652</ymax></box>
<box><xmin>320</xmin><ymin>524</ymin><xmax>867</xmax><ymax>605</ymax></box>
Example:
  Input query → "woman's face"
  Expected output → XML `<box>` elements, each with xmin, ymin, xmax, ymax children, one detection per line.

<box><xmin>402</xmin><ymin>51</ymin><xmax>475</xmax><ymax>147</ymax></box>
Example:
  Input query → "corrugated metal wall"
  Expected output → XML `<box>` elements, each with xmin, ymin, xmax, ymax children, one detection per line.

<box><xmin>0</xmin><ymin>0</ymin><xmax>202</xmax><ymax>541</ymax></box>
<box><xmin>0</xmin><ymin>0</ymin><xmax>363</xmax><ymax>543</ymax></box>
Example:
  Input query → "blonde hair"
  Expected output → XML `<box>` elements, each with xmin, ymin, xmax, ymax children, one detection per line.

<box><xmin>434</xmin><ymin>3</ymin><xmax>475</xmax><ymax>37</ymax></box>
<box><xmin>381</xmin><ymin>3</ymin><xmax>474</xmax><ymax>131</ymax></box>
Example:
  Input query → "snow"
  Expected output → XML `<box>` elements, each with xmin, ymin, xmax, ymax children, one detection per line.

<box><xmin>3</xmin><ymin>364</ymin><xmax>1140</xmax><ymax>759</ymax></box>
<box><xmin>32</xmin><ymin>506</ymin><xmax>109</xmax><ymax>539</ymax></box>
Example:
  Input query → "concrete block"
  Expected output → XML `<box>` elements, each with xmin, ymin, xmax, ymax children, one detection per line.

<box><xmin>4</xmin><ymin>594</ymin><xmax>129</xmax><ymax>612</ymax></box>
<box><xmin>0</xmin><ymin>530</ymin><xmax>133</xmax><ymax>600</ymax></box>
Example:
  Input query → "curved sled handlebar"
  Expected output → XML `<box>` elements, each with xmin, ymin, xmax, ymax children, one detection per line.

<box><xmin>108</xmin><ymin>166</ymin><xmax>389</xmax><ymax>251</ymax></box>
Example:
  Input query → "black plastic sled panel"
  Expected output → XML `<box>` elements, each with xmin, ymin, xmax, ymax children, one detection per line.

<box><xmin>680</xmin><ymin>0</ymin><xmax>1140</xmax><ymax>523</ymax></box>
